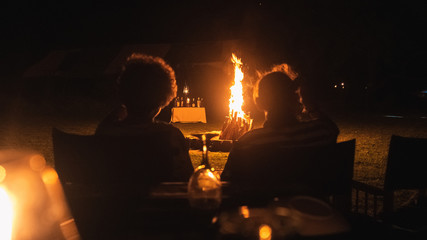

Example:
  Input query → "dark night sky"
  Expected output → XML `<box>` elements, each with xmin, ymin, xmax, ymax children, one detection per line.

<box><xmin>1</xmin><ymin>0</ymin><xmax>427</xmax><ymax>112</ymax></box>
<box><xmin>3</xmin><ymin>1</ymin><xmax>426</xmax><ymax>53</ymax></box>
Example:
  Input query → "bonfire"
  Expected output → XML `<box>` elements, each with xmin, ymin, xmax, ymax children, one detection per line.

<box><xmin>219</xmin><ymin>54</ymin><xmax>253</xmax><ymax>141</ymax></box>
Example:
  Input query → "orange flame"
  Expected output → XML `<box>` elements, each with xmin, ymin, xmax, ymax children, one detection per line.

<box><xmin>228</xmin><ymin>54</ymin><xmax>247</xmax><ymax>119</ymax></box>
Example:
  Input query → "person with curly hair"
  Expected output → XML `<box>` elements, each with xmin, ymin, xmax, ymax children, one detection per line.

<box><xmin>96</xmin><ymin>53</ymin><xmax>193</xmax><ymax>181</ymax></box>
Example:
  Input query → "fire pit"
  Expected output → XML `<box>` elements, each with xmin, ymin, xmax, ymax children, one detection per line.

<box><xmin>187</xmin><ymin>132</ymin><xmax>233</xmax><ymax>152</ymax></box>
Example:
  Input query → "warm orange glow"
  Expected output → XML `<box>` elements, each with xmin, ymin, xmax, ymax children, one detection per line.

<box><xmin>270</xmin><ymin>63</ymin><xmax>298</xmax><ymax>80</ymax></box>
<box><xmin>0</xmin><ymin>165</ymin><xmax>6</xmax><ymax>183</ymax></box>
<box><xmin>228</xmin><ymin>53</ymin><xmax>247</xmax><ymax>119</ymax></box>
<box><xmin>42</xmin><ymin>168</ymin><xmax>59</xmax><ymax>185</ymax></box>
<box><xmin>0</xmin><ymin>187</ymin><xmax>13</xmax><ymax>240</ymax></box>
<box><xmin>59</xmin><ymin>219</ymin><xmax>80</xmax><ymax>239</ymax></box>
<box><xmin>183</xmin><ymin>85</ymin><xmax>189</xmax><ymax>95</ymax></box>
<box><xmin>197</xmin><ymin>169</ymin><xmax>220</xmax><ymax>190</ymax></box>
<box><xmin>219</xmin><ymin>53</ymin><xmax>253</xmax><ymax>140</ymax></box>
<box><xmin>259</xmin><ymin>224</ymin><xmax>272</xmax><ymax>240</ymax></box>
<box><xmin>0</xmin><ymin>150</ymin><xmax>78</xmax><ymax>239</ymax></box>
<box><xmin>239</xmin><ymin>205</ymin><xmax>250</xmax><ymax>218</ymax></box>
<box><xmin>29</xmin><ymin>154</ymin><xmax>46</xmax><ymax>172</ymax></box>
<box><xmin>206</xmin><ymin>170</ymin><xmax>216</xmax><ymax>180</ymax></box>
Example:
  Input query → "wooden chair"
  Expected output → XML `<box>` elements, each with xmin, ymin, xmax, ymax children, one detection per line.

<box><xmin>353</xmin><ymin>135</ymin><xmax>427</xmax><ymax>236</ymax></box>
<box><xmin>223</xmin><ymin>139</ymin><xmax>356</xmax><ymax>214</ymax></box>
<box><xmin>52</xmin><ymin>128</ymin><xmax>175</xmax><ymax>239</ymax></box>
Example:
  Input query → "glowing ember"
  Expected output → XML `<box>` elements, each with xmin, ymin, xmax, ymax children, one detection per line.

<box><xmin>228</xmin><ymin>53</ymin><xmax>246</xmax><ymax>119</ymax></box>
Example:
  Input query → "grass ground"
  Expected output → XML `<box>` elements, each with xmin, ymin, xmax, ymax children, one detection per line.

<box><xmin>178</xmin><ymin>113</ymin><xmax>427</xmax><ymax>188</ymax></box>
<box><xmin>1</xmin><ymin>95</ymin><xmax>427</xmax><ymax>191</ymax></box>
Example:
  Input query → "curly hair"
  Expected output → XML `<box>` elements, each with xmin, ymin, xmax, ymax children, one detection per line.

<box><xmin>117</xmin><ymin>53</ymin><xmax>177</xmax><ymax>115</ymax></box>
<box><xmin>253</xmin><ymin>63</ymin><xmax>304</xmax><ymax>114</ymax></box>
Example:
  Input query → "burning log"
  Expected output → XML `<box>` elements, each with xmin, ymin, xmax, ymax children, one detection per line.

<box><xmin>219</xmin><ymin>111</ymin><xmax>253</xmax><ymax>141</ymax></box>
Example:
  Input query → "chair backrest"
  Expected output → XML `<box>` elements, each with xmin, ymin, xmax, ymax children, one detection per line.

<box><xmin>52</xmin><ymin>127</ymin><xmax>175</xmax><ymax>239</ymax></box>
<box><xmin>52</xmin><ymin>128</ymin><xmax>175</xmax><ymax>187</ymax></box>
<box><xmin>384</xmin><ymin>135</ymin><xmax>427</xmax><ymax>191</ymax></box>
<box><xmin>227</xmin><ymin>139</ymin><xmax>356</xmax><ymax>202</ymax></box>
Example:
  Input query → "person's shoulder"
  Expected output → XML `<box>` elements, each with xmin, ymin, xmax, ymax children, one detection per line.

<box><xmin>238</xmin><ymin>127</ymin><xmax>266</xmax><ymax>140</ymax></box>
<box><xmin>234</xmin><ymin>127</ymin><xmax>273</xmax><ymax>145</ymax></box>
<box><xmin>95</xmin><ymin>106</ymin><xmax>128</xmax><ymax>135</ymax></box>
<box><xmin>152</xmin><ymin>121</ymin><xmax>186</xmax><ymax>136</ymax></box>
<box><xmin>153</xmin><ymin>120</ymin><xmax>180</xmax><ymax>130</ymax></box>
<box><xmin>299</xmin><ymin>111</ymin><xmax>339</xmax><ymax>130</ymax></box>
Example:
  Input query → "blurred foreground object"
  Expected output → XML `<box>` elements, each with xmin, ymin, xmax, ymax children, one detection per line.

<box><xmin>218</xmin><ymin>196</ymin><xmax>350</xmax><ymax>239</ymax></box>
<box><xmin>0</xmin><ymin>149</ymin><xmax>79</xmax><ymax>240</ymax></box>
<box><xmin>188</xmin><ymin>165</ymin><xmax>222</xmax><ymax>210</ymax></box>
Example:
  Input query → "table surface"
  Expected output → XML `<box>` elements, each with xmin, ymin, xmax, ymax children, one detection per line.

<box><xmin>145</xmin><ymin>182</ymin><xmax>405</xmax><ymax>240</ymax></box>
<box><xmin>171</xmin><ymin>107</ymin><xmax>207</xmax><ymax>123</ymax></box>
<box><xmin>64</xmin><ymin>181</ymin><xmax>402</xmax><ymax>240</ymax></box>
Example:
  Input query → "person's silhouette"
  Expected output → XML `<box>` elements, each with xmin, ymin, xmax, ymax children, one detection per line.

<box><xmin>96</xmin><ymin>53</ymin><xmax>193</xmax><ymax>181</ymax></box>
<box><xmin>221</xmin><ymin>63</ymin><xmax>339</xmax><ymax>180</ymax></box>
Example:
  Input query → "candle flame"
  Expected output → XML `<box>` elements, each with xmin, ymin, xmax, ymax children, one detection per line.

<box><xmin>183</xmin><ymin>85</ymin><xmax>189</xmax><ymax>95</ymax></box>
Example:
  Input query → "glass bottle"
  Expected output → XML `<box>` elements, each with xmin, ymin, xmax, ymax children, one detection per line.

<box><xmin>176</xmin><ymin>97</ymin><xmax>180</xmax><ymax>107</ymax></box>
<box><xmin>197</xmin><ymin>97</ymin><xmax>201</xmax><ymax>107</ymax></box>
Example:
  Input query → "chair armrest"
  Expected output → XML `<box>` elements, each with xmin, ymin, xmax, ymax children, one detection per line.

<box><xmin>352</xmin><ymin>180</ymin><xmax>384</xmax><ymax>195</ymax></box>
<box><xmin>352</xmin><ymin>180</ymin><xmax>385</xmax><ymax>218</ymax></box>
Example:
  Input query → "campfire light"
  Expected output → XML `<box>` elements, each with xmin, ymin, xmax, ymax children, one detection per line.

<box><xmin>219</xmin><ymin>54</ymin><xmax>253</xmax><ymax>140</ymax></box>
<box><xmin>228</xmin><ymin>53</ymin><xmax>246</xmax><ymax>119</ymax></box>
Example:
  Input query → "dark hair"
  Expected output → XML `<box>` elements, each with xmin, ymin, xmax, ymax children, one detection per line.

<box><xmin>117</xmin><ymin>53</ymin><xmax>177</xmax><ymax>115</ymax></box>
<box><xmin>254</xmin><ymin>63</ymin><xmax>303</xmax><ymax>114</ymax></box>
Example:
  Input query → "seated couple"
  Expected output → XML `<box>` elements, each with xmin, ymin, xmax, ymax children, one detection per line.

<box><xmin>96</xmin><ymin>54</ymin><xmax>339</xmax><ymax>188</ymax></box>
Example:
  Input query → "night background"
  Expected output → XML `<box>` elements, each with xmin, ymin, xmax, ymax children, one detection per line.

<box><xmin>1</xmin><ymin>3</ymin><xmax>427</xmax><ymax>237</ymax></box>
<box><xmin>1</xmin><ymin>0</ymin><xmax>427</xmax><ymax>120</ymax></box>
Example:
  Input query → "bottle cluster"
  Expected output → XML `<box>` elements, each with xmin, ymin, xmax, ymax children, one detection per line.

<box><xmin>175</xmin><ymin>97</ymin><xmax>203</xmax><ymax>107</ymax></box>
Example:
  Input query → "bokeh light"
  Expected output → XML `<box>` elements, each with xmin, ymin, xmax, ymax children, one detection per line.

<box><xmin>42</xmin><ymin>168</ymin><xmax>59</xmax><ymax>185</ymax></box>
<box><xmin>259</xmin><ymin>224</ymin><xmax>272</xmax><ymax>240</ymax></box>
<box><xmin>0</xmin><ymin>187</ymin><xmax>13</xmax><ymax>240</ymax></box>
<box><xmin>29</xmin><ymin>154</ymin><xmax>46</xmax><ymax>172</ymax></box>
<box><xmin>0</xmin><ymin>165</ymin><xmax>6</xmax><ymax>183</ymax></box>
